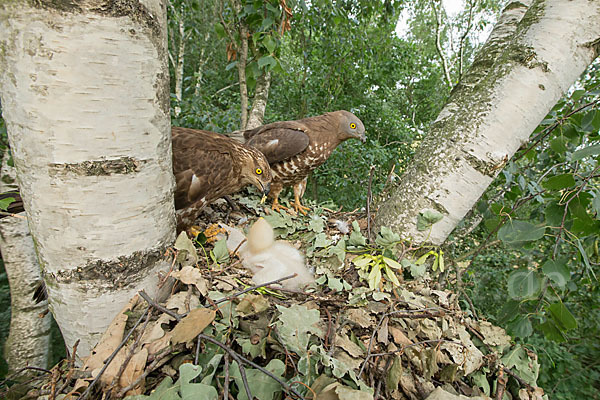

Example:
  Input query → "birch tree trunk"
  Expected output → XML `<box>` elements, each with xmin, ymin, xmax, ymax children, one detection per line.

<box><xmin>173</xmin><ymin>3</ymin><xmax>185</xmax><ymax>117</ymax></box>
<box><xmin>0</xmin><ymin>150</ymin><xmax>50</xmax><ymax>374</ymax></box>
<box><xmin>0</xmin><ymin>0</ymin><xmax>176</xmax><ymax>359</ymax></box>
<box><xmin>376</xmin><ymin>0</ymin><xmax>600</xmax><ymax>245</ymax></box>
<box><xmin>246</xmin><ymin>71</ymin><xmax>272</xmax><ymax>129</ymax></box>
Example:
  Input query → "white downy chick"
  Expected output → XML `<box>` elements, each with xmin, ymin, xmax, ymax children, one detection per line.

<box><xmin>239</xmin><ymin>218</ymin><xmax>313</xmax><ymax>290</ymax></box>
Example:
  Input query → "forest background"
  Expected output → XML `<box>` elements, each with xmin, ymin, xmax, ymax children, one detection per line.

<box><xmin>0</xmin><ymin>0</ymin><xmax>598</xmax><ymax>398</ymax></box>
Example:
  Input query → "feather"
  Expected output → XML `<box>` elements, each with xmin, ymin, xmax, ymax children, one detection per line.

<box><xmin>238</xmin><ymin>218</ymin><xmax>313</xmax><ymax>290</ymax></box>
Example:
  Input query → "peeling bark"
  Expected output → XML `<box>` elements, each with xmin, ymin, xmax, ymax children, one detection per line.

<box><xmin>246</xmin><ymin>70</ymin><xmax>272</xmax><ymax>129</ymax></box>
<box><xmin>0</xmin><ymin>150</ymin><xmax>50</xmax><ymax>375</ymax></box>
<box><xmin>376</xmin><ymin>0</ymin><xmax>599</xmax><ymax>245</ymax></box>
<box><xmin>0</xmin><ymin>0</ymin><xmax>176</xmax><ymax>358</ymax></box>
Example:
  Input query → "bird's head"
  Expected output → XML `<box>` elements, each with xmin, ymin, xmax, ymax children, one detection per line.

<box><xmin>336</xmin><ymin>110</ymin><xmax>366</xmax><ymax>143</ymax></box>
<box><xmin>247</xmin><ymin>217</ymin><xmax>275</xmax><ymax>253</ymax></box>
<box><xmin>241</xmin><ymin>147</ymin><xmax>272</xmax><ymax>199</ymax></box>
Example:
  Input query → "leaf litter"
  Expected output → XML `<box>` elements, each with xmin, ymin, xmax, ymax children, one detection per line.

<box><xmin>18</xmin><ymin>196</ymin><xmax>546</xmax><ymax>400</ymax></box>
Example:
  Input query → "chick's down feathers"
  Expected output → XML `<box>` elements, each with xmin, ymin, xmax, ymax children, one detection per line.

<box><xmin>239</xmin><ymin>218</ymin><xmax>313</xmax><ymax>290</ymax></box>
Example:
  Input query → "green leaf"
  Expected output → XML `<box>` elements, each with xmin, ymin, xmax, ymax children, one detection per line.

<box><xmin>349</xmin><ymin>220</ymin><xmax>366</xmax><ymax>247</ymax></box>
<box><xmin>572</xmin><ymin>143</ymin><xmax>600</xmax><ymax>161</ymax></box>
<box><xmin>275</xmin><ymin>304</ymin><xmax>321</xmax><ymax>354</ymax></box>
<box><xmin>382</xmin><ymin>256</ymin><xmax>402</xmax><ymax>270</ymax></box>
<box><xmin>352</xmin><ymin>255</ymin><xmax>372</xmax><ymax>268</ymax></box>
<box><xmin>262</xmin><ymin>35</ymin><xmax>276</xmax><ymax>54</ymax></box>
<box><xmin>174</xmin><ymin>231</ymin><xmax>198</xmax><ymax>264</ymax></box>
<box><xmin>547</xmin><ymin>302</ymin><xmax>577</xmax><ymax>330</ymax></box>
<box><xmin>508</xmin><ymin>316</ymin><xmax>533</xmax><ymax>339</ymax></box>
<box><xmin>124</xmin><ymin>376</ymin><xmax>178</xmax><ymax>399</ymax></box>
<box><xmin>225</xmin><ymin>61</ymin><xmax>238</xmax><ymax>71</ymax></box>
<box><xmin>497</xmin><ymin>220</ymin><xmax>546</xmax><ymax>244</ymax></box>
<box><xmin>308</xmin><ymin>216</ymin><xmax>324</xmax><ymax>233</ymax></box>
<box><xmin>581</xmin><ymin>110</ymin><xmax>600</xmax><ymax>132</ymax></box>
<box><xmin>549</xmin><ymin>136</ymin><xmax>568</xmax><ymax>154</ymax></box>
<box><xmin>230</xmin><ymin>359</ymin><xmax>285</xmax><ymax>400</ymax></box>
<box><xmin>314</xmin><ymin>232</ymin><xmax>331</xmax><ymax>248</ymax></box>
<box><xmin>541</xmin><ymin>259</ymin><xmax>570</xmax><ymax>288</ymax></box>
<box><xmin>326</xmin><ymin>239</ymin><xmax>346</xmax><ymax>263</ymax></box>
<box><xmin>384</xmin><ymin>265</ymin><xmax>401</xmax><ymax>286</ymax></box>
<box><xmin>367</xmin><ymin>264</ymin><xmax>382</xmax><ymax>290</ymax></box>
<box><xmin>0</xmin><ymin>196</ymin><xmax>15</xmax><ymax>211</ymax></box>
<box><xmin>542</xmin><ymin>173</ymin><xmax>575</xmax><ymax>190</ymax></box>
<box><xmin>211</xmin><ymin>238</ymin><xmax>230</xmax><ymax>264</ymax></box>
<box><xmin>416</xmin><ymin>209</ymin><xmax>443</xmax><ymax>231</ymax></box>
<box><xmin>257</xmin><ymin>55</ymin><xmax>277</xmax><ymax>69</ymax></box>
<box><xmin>376</xmin><ymin>226</ymin><xmax>401</xmax><ymax>247</ymax></box>
<box><xmin>507</xmin><ymin>268</ymin><xmax>542</xmax><ymax>299</ymax></box>
<box><xmin>540</xmin><ymin>320</ymin><xmax>566</xmax><ymax>342</ymax></box>
<box><xmin>178</xmin><ymin>364</ymin><xmax>218</xmax><ymax>400</ymax></box>
<box><xmin>214</xmin><ymin>23</ymin><xmax>226</xmax><ymax>38</ymax></box>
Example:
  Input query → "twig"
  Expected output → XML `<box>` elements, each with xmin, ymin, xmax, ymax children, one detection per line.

<box><xmin>224</xmin><ymin>354</ymin><xmax>230</xmax><ymax>400</ymax></box>
<box><xmin>80</xmin><ymin>308</ymin><xmax>150</xmax><ymax>400</ymax></box>
<box><xmin>366</xmin><ymin>165</ymin><xmax>376</xmax><ymax>243</ymax></box>
<box><xmin>503</xmin><ymin>366</ymin><xmax>536</xmax><ymax>392</ymax></box>
<box><xmin>495</xmin><ymin>366</ymin><xmax>507</xmax><ymax>400</ymax></box>
<box><xmin>108</xmin><ymin>308</ymin><xmax>153</xmax><ymax>395</ymax></box>
<box><xmin>139</xmin><ymin>290</ymin><xmax>182</xmax><ymax>321</ymax></box>
<box><xmin>197</xmin><ymin>333</ymin><xmax>305</xmax><ymax>399</ymax></box>
<box><xmin>55</xmin><ymin>339</ymin><xmax>80</xmax><ymax>396</ymax></box>
<box><xmin>212</xmin><ymin>274</ymin><xmax>297</xmax><ymax>306</ymax></box>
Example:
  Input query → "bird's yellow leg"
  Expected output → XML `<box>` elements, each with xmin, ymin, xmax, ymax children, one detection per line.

<box><xmin>271</xmin><ymin>197</ymin><xmax>289</xmax><ymax>213</ymax></box>
<box><xmin>292</xmin><ymin>192</ymin><xmax>311</xmax><ymax>216</ymax></box>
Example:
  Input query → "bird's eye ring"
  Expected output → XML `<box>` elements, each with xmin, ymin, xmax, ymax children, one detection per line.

<box><xmin>350</xmin><ymin>123</ymin><xmax>357</xmax><ymax>129</ymax></box>
<box><xmin>255</xmin><ymin>168</ymin><xmax>263</xmax><ymax>175</ymax></box>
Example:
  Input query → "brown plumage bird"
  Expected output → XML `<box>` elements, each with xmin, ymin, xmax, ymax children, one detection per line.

<box><xmin>172</xmin><ymin>127</ymin><xmax>272</xmax><ymax>232</ymax></box>
<box><xmin>243</xmin><ymin>110</ymin><xmax>366</xmax><ymax>214</ymax></box>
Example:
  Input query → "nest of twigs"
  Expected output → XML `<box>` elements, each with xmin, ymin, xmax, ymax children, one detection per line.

<box><xmin>2</xmin><ymin>198</ymin><xmax>546</xmax><ymax>400</ymax></box>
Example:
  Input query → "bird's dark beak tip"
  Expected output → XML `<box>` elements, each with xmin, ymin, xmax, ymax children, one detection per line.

<box><xmin>360</xmin><ymin>134</ymin><xmax>367</xmax><ymax>143</ymax></box>
<box><xmin>263</xmin><ymin>182</ymin><xmax>271</xmax><ymax>197</ymax></box>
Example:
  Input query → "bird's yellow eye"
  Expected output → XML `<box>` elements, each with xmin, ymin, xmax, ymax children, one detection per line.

<box><xmin>350</xmin><ymin>123</ymin><xmax>357</xmax><ymax>129</ymax></box>
<box><xmin>256</xmin><ymin>168</ymin><xmax>262</xmax><ymax>175</ymax></box>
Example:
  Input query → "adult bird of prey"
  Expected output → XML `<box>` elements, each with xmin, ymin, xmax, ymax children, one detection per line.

<box><xmin>172</xmin><ymin>127</ymin><xmax>272</xmax><ymax>232</ymax></box>
<box><xmin>243</xmin><ymin>110</ymin><xmax>366</xmax><ymax>214</ymax></box>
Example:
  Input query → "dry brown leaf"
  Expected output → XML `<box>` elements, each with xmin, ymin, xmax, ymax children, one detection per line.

<box><xmin>120</xmin><ymin>347</ymin><xmax>148</xmax><ymax>396</ymax></box>
<box><xmin>165</xmin><ymin>291</ymin><xmax>200</xmax><ymax>314</ymax></box>
<box><xmin>171</xmin><ymin>266</ymin><xmax>208</xmax><ymax>296</ymax></box>
<box><xmin>83</xmin><ymin>295</ymin><xmax>139</xmax><ymax>373</ymax></box>
<box><xmin>170</xmin><ymin>308</ymin><xmax>216</xmax><ymax>345</ymax></box>
<box><xmin>389</xmin><ymin>325</ymin><xmax>413</xmax><ymax>346</ymax></box>
<box><xmin>345</xmin><ymin>308</ymin><xmax>374</xmax><ymax>328</ymax></box>
<box><xmin>334</xmin><ymin>332</ymin><xmax>364</xmax><ymax>358</ymax></box>
<box><xmin>377</xmin><ymin>316</ymin><xmax>389</xmax><ymax>345</ymax></box>
<box><xmin>236</xmin><ymin>294</ymin><xmax>269</xmax><ymax>316</ymax></box>
<box><xmin>144</xmin><ymin>331</ymin><xmax>173</xmax><ymax>356</ymax></box>
<box><xmin>140</xmin><ymin>314</ymin><xmax>175</xmax><ymax>345</ymax></box>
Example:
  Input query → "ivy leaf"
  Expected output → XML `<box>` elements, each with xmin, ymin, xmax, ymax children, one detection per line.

<box><xmin>275</xmin><ymin>304</ymin><xmax>321</xmax><ymax>354</ymax></box>
<box><xmin>416</xmin><ymin>209</ymin><xmax>443</xmax><ymax>231</ymax></box>
<box><xmin>229</xmin><ymin>360</ymin><xmax>286</xmax><ymax>400</ymax></box>
<box><xmin>497</xmin><ymin>220</ymin><xmax>546</xmax><ymax>244</ymax></box>
<box><xmin>211</xmin><ymin>238</ymin><xmax>230</xmax><ymax>264</ymax></box>
<box><xmin>349</xmin><ymin>220</ymin><xmax>366</xmax><ymax>247</ymax></box>
<box><xmin>376</xmin><ymin>226</ymin><xmax>401</xmax><ymax>247</ymax></box>
<box><xmin>507</xmin><ymin>268</ymin><xmax>542</xmax><ymax>299</ymax></box>
<box><xmin>178</xmin><ymin>364</ymin><xmax>219</xmax><ymax>400</ymax></box>
<box><xmin>542</xmin><ymin>173</ymin><xmax>575</xmax><ymax>190</ymax></box>
<box><xmin>547</xmin><ymin>302</ymin><xmax>577</xmax><ymax>330</ymax></box>
<box><xmin>174</xmin><ymin>231</ymin><xmax>198</xmax><ymax>265</ymax></box>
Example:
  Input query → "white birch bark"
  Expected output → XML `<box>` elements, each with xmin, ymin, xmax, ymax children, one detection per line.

<box><xmin>173</xmin><ymin>4</ymin><xmax>185</xmax><ymax>117</ymax></box>
<box><xmin>0</xmin><ymin>0</ymin><xmax>176</xmax><ymax>359</ymax></box>
<box><xmin>0</xmin><ymin>150</ymin><xmax>50</xmax><ymax>374</ymax></box>
<box><xmin>246</xmin><ymin>70</ymin><xmax>272</xmax><ymax>129</ymax></box>
<box><xmin>376</xmin><ymin>0</ymin><xmax>600</xmax><ymax>245</ymax></box>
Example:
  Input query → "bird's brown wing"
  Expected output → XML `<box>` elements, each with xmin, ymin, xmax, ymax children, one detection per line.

<box><xmin>172</xmin><ymin>128</ymin><xmax>235</xmax><ymax>209</ymax></box>
<box><xmin>245</xmin><ymin>125</ymin><xmax>309</xmax><ymax>163</ymax></box>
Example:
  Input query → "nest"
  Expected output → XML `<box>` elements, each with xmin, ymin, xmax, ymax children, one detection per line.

<box><xmin>2</xmin><ymin>198</ymin><xmax>546</xmax><ymax>400</ymax></box>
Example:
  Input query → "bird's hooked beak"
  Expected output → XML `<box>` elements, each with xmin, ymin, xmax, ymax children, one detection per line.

<box><xmin>357</xmin><ymin>132</ymin><xmax>367</xmax><ymax>143</ymax></box>
<box><xmin>259</xmin><ymin>181</ymin><xmax>271</xmax><ymax>203</ymax></box>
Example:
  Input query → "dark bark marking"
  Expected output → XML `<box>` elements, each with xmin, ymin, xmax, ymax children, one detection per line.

<box><xmin>49</xmin><ymin>157</ymin><xmax>146</xmax><ymax>176</ymax></box>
